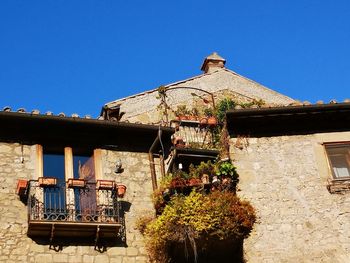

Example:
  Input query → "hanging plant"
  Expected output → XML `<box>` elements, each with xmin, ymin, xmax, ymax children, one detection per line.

<box><xmin>215</xmin><ymin>97</ymin><xmax>236</xmax><ymax>123</ymax></box>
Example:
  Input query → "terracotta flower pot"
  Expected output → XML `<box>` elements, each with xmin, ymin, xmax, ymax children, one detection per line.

<box><xmin>174</xmin><ymin>136</ymin><xmax>185</xmax><ymax>148</ymax></box>
<box><xmin>207</xmin><ymin>116</ymin><xmax>217</xmax><ymax>126</ymax></box>
<box><xmin>188</xmin><ymin>115</ymin><xmax>197</xmax><ymax>121</ymax></box>
<box><xmin>200</xmin><ymin>117</ymin><xmax>208</xmax><ymax>125</ymax></box>
<box><xmin>16</xmin><ymin>179</ymin><xmax>28</xmax><ymax>195</ymax></box>
<box><xmin>117</xmin><ymin>184</ymin><xmax>127</xmax><ymax>198</ymax></box>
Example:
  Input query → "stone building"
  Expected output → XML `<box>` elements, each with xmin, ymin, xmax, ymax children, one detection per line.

<box><xmin>227</xmin><ymin>102</ymin><xmax>350</xmax><ymax>262</ymax></box>
<box><xmin>1</xmin><ymin>53</ymin><xmax>350</xmax><ymax>262</ymax></box>
<box><xmin>0</xmin><ymin>110</ymin><xmax>174</xmax><ymax>263</ymax></box>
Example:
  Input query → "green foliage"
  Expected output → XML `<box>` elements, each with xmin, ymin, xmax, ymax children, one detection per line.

<box><xmin>189</xmin><ymin>161</ymin><xmax>216</xmax><ymax>178</ymax></box>
<box><xmin>191</xmin><ymin>107</ymin><xmax>199</xmax><ymax>117</ymax></box>
<box><xmin>215</xmin><ymin>97</ymin><xmax>236</xmax><ymax>123</ymax></box>
<box><xmin>175</xmin><ymin>105</ymin><xmax>190</xmax><ymax>116</ymax></box>
<box><xmin>216</xmin><ymin>161</ymin><xmax>238</xmax><ymax>180</ymax></box>
<box><xmin>139</xmin><ymin>190</ymin><xmax>256</xmax><ymax>263</ymax></box>
<box><xmin>203</xmin><ymin>107</ymin><xmax>214</xmax><ymax>117</ymax></box>
<box><xmin>239</xmin><ymin>98</ymin><xmax>265</xmax><ymax>108</ymax></box>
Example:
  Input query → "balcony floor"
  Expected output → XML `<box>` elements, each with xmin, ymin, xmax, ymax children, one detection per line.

<box><xmin>28</xmin><ymin>220</ymin><xmax>122</xmax><ymax>238</ymax></box>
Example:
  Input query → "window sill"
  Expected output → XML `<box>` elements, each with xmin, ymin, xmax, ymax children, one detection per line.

<box><xmin>327</xmin><ymin>178</ymin><xmax>350</xmax><ymax>194</ymax></box>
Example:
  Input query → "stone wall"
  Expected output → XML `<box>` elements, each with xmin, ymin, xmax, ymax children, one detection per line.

<box><xmin>106</xmin><ymin>69</ymin><xmax>294</xmax><ymax>125</ymax></box>
<box><xmin>0</xmin><ymin>143</ymin><xmax>36</xmax><ymax>263</ymax></box>
<box><xmin>231</xmin><ymin>133</ymin><xmax>350</xmax><ymax>263</ymax></box>
<box><xmin>4</xmin><ymin>132</ymin><xmax>350</xmax><ymax>262</ymax></box>
<box><xmin>0</xmin><ymin>142</ymin><xmax>154</xmax><ymax>263</ymax></box>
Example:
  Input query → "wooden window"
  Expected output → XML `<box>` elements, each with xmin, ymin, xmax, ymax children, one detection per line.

<box><xmin>36</xmin><ymin>145</ymin><xmax>102</xmax><ymax>181</ymax></box>
<box><xmin>325</xmin><ymin>143</ymin><xmax>350</xmax><ymax>180</ymax></box>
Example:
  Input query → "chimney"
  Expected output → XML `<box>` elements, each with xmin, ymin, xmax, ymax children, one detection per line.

<box><xmin>200</xmin><ymin>52</ymin><xmax>226</xmax><ymax>73</ymax></box>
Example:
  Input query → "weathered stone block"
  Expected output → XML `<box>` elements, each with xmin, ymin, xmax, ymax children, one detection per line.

<box><xmin>126</xmin><ymin>247</ymin><xmax>139</xmax><ymax>256</ymax></box>
<box><xmin>34</xmin><ymin>254</ymin><xmax>52</xmax><ymax>263</ymax></box>
<box><xmin>107</xmin><ymin>247</ymin><xmax>126</xmax><ymax>256</ymax></box>
<box><xmin>52</xmin><ymin>253</ymin><xmax>68</xmax><ymax>263</ymax></box>
<box><xmin>94</xmin><ymin>254</ymin><xmax>110</xmax><ymax>263</ymax></box>
<box><xmin>123</xmin><ymin>257</ymin><xmax>136</xmax><ymax>263</ymax></box>
<box><xmin>82</xmin><ymin>255</ymin><xmax>94</xmax><ymax>263</ymax></box>
<box><xmin>110</xmin><ymin>256</ymin><xmax>123</xmax><ymax>263</ymax></box>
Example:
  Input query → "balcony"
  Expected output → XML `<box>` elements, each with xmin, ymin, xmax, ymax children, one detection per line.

<box><xmin>171</xmin><ymin>119</ymin><xmax>220</xmax><ymax>149</ymax></box>
<box><xmin>27</xmin><ymin>180</ymin><xmax>123</xmax><ymax>248</ymax></box>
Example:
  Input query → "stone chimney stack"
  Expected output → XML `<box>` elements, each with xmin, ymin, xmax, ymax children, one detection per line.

<box><xmin>200</xmin><ymin>52</ymin><xmax>226</xmax><ymax>73</ymax></box>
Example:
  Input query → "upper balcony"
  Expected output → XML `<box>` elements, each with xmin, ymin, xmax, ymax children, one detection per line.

<box><xmin>171</xmin><ymin>118</ymin><xmax>220</xmax><ymax>150</ymax></box>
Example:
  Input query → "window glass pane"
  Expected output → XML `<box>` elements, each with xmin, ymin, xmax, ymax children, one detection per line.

<box><xmin>43</xmin><ymin>151</ymin><xmax>65</xmax><ymax>217</ymax></box>
<box><xmin>43</xmin><ymin>152</ymin><xmax>65</xmax><ymax>183</ymax></box>
<box><xmin>73</xmin><ymin>152</ymin><xmax>96</xmax><ymax>220</ymax></box>
<box><xmin>326</xmin><ymin>145</ymin><xmax>350</xmax><ymax>179</ymax></box>
<box><xmin>73</xmin><ymin>154</ymin><xmax>95</xmax><ymax>181</ymax></box>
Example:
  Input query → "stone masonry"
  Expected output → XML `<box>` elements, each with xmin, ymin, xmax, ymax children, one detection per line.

<box><xmin>105</xmin><ymin>54</ymin><xmax>294</xmax><ymax>125</ymax></box>
<box><xmin>0</xmin><ymin>142</ymin><xmax>154</xmax><ymax>263</ymax></box>
<box><xmin>231</xmin><ymin>133</ymin><xmax>350</xmax><ymax>263</ymax></box>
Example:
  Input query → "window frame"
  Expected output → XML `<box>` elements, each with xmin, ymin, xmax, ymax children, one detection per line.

<box><xmin>324</xmin><ymin>142</ymin><xmax>350</xmax><ymax>181</ymax></box>
<box><xmin>36</xmin><ymin>145</ymin><xmax>103</xmax><ymax>182</ymax></box>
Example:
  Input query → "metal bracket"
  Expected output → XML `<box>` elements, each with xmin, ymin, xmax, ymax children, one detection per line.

<box><xmin>94</xmin><ymin>225</ymin><xmax>100</xmax><ymax>250</ymax></box>
<box><xmin>49</xmin><ymin>224</ymin><xmax>55</xmax><ymax>250</ymax></box>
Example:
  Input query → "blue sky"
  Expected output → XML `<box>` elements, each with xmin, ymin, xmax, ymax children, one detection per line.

<box><xmin>0</xmin><ymin>1</ymin><xmax>349</xmax><ymax>117</ymax></box>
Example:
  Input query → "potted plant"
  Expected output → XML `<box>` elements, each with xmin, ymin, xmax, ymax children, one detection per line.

<box><xmin>204</xmin><ymin>108</ymin><xmax>217</xmax><ymax>126</ymax></box>
<box><xmin>16</xmin><ymin>179</ymin><xmax>28</xmax><ymax>195</ymax></box>
<box><xmin>187</xmin><ymin>177</ymin><xmax>202</xmax><ymax>186</ymax></box>
<box><xmin>199</xmin><ymin>116</ymin><xmax>208</xmax><ymax>125</ymax></box>
<box><xmin>170</xmin><ymin>177</ymin><xmax>186</xmax><ymax>188</ymax></box>
<box><xmin>174</xmin><ymin>105</ymin><xmax>190</xmax><ymax>120</ymax></box>
<box><xmin>173</xmin><ymin>136</ymin><xmax>186</xmax><ymax>148</ymax></box>
<box><xmin>216</xmin><ymin>161</ymin><xmax>238</xmax><ymax>181</ymax></box>
<box><xmin>67</xmin><ymin>178</ymin><xmax>86</xmax><ymax>188</ymax></box>
<box><xmin>117</xmin><ymin>184</ymin><xmax>127</xmax><ymax>198</ymax></box>
<box><xmin>190</xmin><ymin>161</ymin><xmax>215</xmax><ymax>179</ymax></box>
<box><xmin>169</xmin><ymin>170</ymin><xmax>188</xmax><ymax>189</ymax></box>
<box><xmin>189</xmin><ymin>108</ymin><xmax>199</xmax><ymax>121</ymax></box>
<box><xmin>38</xmin><ymin>177</ymin><xmax>57</xmax><ymax>187</ymax></box>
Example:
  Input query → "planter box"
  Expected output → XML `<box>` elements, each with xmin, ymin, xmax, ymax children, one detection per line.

<box><xmin>96</xmin><ymin>180</ymin><xmax>115</xmax><ymax>190</ymax></box>
<box><xmin>38</xmin><ymin>177</ymin><xmax>57</xmax><ymax>187</ymax></box>
<box><xmin>67</xmin><ymin>178</ymin><xmax>86</xmax><ymax>188</ymax></box>
<box><xmin>16</xmin><ymin>179</ymin><xmax>28</xmax><ymax>195</ymax></box>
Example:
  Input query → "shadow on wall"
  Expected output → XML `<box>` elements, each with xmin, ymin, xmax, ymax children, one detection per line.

<box><xmin>168</xmin><ymin>238</ymin><xmax>244</xmax><ymax>263</ymax></box>
<box><xmin>30</xmin><ymin>201</ymin><xmax>132</xmax><ymax>253</ymax></box>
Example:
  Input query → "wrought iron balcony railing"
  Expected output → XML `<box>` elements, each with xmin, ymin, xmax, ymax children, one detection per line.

<box><xmin>26</xmin><ymin>180</ymin><xmax>124</xmax><ymax>249</ymax></box>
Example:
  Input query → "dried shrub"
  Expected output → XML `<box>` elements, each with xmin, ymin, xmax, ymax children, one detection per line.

<box><xmin>138</xmin><ymin>190</ymin><xmax>256</xmax><ymax>262</ymax></box>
